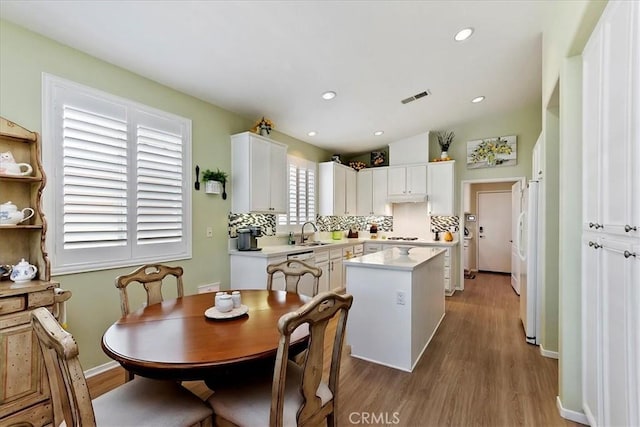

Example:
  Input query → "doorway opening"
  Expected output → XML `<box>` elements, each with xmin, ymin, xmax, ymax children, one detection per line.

<box><xmin>458</xmin><ymin>177</ymin><xmax>526</xmax><ymax>291</ymax></box>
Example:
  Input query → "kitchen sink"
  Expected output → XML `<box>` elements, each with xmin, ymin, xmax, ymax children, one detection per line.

<box><xmin>299</xmin><ymin>241</ymin><xmax>330</xmax><ymax>246</ymax></box>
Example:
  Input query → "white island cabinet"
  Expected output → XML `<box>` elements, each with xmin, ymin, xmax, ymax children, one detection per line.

<box><xmin>344</xmin><ymin>247</ymin><xmax>446</xmax><ymax>372</ymax></box>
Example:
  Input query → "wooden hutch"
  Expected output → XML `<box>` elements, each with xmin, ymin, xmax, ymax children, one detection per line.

<box><xmin>0</xmin><ymin>117</ymin><xmax>69</xmax><ymax>426</ymax></box>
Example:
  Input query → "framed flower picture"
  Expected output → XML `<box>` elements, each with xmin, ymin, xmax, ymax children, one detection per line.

<box><xmin>466</xmin><ymin>135</ymin><xmax>517</xmax><ymax>169</ymax></box>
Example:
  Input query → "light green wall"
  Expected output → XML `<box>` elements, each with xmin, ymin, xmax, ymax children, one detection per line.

<box><xmin>0</xmin><ymin>19</ymin><xmax>329</xmax><ymax>369</ymax></box>
<box><xmin>429</xmin><ymin>102</ymin><xmax>541</xmax><ymax>213</ymax></box>
<box><xmin>541</xmin><ymin>0</ymin><xmax>607</xmax><ymax>415</ymax></box>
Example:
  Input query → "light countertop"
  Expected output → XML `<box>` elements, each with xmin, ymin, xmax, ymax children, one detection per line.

<box><xmin>228</xmin><ymin>237</ymin><xmax>458</xmax><ymax>258</ymax></box>
<box><xmin>343</xmin><ymin>247</ymin><xmax>446</xmax><ymax>271</ymax></box>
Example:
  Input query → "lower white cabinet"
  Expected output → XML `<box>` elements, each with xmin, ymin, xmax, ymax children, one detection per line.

<box><xmin>443</xmin><ymin>247</ymin><xmax>457</xmax><ymax>296</ymax></box>
<box><xmin>230</xmin><ymin>255</ymin><xmax>286</xmax><ymax>290</ymax></box>
<box><xmin>582</xmin><ymin>235</ymin><xmax>639</xmax><ymax>427</ymax></box>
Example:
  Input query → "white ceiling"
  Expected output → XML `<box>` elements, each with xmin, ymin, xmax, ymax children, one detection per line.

<box><xmin>0</xmin><ymin>1</ymin><xmax>545</xmax><ymax>154</ymax></box>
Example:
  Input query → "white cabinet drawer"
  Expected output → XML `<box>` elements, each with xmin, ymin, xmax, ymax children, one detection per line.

<box><xmin>315</xmin><ymin>250</ymin><xmax>329</xmax><ymax>263</ymax></box>
<box><xmin>354</xmin><ymin>244</ymin><xmax>364</xmax><ymax>255</ymax></box>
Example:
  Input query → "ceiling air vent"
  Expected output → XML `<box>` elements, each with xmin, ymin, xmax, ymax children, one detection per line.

<box><xmin>401</xmin><ymin>90</ymin><xmax>431</xmax><ymax>104</ymax></box>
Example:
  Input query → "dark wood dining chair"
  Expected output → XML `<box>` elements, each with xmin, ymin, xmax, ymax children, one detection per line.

<box><xmin>266</xmin><ymin>259</ymin><xmax>322</xmax><ymax>296</ymax></box>
<box><xmin>207</xmin><ymin>290</ymin><xmax>353</xmax><ymax>427</ymax></box>
<box><xmin>115</xmin><ymin>263</ymin><xmax>184</xmax><ymax>316</ymax></box>
<box><xmin>31</xmin><ymin>307</ymin><xmax>213</xmax><ymax>427</ymax></box>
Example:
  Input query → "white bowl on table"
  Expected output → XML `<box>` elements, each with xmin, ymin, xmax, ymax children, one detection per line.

<box><xmin>396</xmin><ymin>246</ymin><xmax>414</xmax><ymax>256</ymax></box>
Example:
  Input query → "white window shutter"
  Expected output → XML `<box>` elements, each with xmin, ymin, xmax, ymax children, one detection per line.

<box><xmin>62</xmin><ymin>106</ymin><xmax>128</xmax><ymax>249</ymax></box>
<box><xmin>44</xmin><ymin>74</ymin><xmax>191</xmax><ymax>274</ymax></box>
<box><xmin>136</xmin><ymin>123</ymin><xmax>184</xmax><ymax>245</ymax></box>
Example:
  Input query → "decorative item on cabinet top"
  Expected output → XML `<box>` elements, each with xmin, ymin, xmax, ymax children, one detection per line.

<box><xmin>435</xmin><ymin>131</ymin><xmax>455</xmax><ymax>161</ymax></box>
<box><xmin>370</xmin><ymin>150</ymin><xmax>388</xmax><ymax>167</ymax></box>
<box><xmin>349</xmin><ymin>161</ymin><xmax>367</xmax><ymax>171</ymax></box>
<box><xmin>253</xmin><ymin>117</ymin><xmax>274</xmax><ymax>137</ymax></box>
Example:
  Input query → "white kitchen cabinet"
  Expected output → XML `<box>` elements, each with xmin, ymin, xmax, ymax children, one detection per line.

<box><xmin>387</xmin><ymin>164</ymin><xmax>427</xmax><ymax>200</ymax></box>
<box><xmin>231</xmin><ymin>132</ymin><xmax>287</xmax><ymax>213</ymax></box>
<box><xmin>319</xmin><ymin>162</ymin><xmax>357</xmax><ymax>216</ymax></box>
<box><xmin>427</xmin><ymin>160</ymin><xmax>455</xmax><ymax>216</ymax></box>
<box><xmin>315</xmin><ymin>250</ymin><xmax>330</xmax><ymax>294</ymax></box>
<box><xmin>329</xmin><ymin>248</ymin><xmax>344</xmax><ymax>290</ymax></box>
<box><xmin>443</xmin><ymin>247</ymin><xmax>458</xmax><ymax>296</ymax></box>
<box><xmin>581</xmin><ymin>2</ymin><xmax>640</xmax><ymax>426</ymax></box>
<box><xmin>356</xmin><ymin>168</ymin><xmax>390</xmax><ymax>216</ymax></box>
<box><xmin>230</xmin><ymin>254</ymin><xmax>286</xmax><ymax>290</ymax></box>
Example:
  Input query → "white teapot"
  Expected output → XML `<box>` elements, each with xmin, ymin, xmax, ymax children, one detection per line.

<box><xmin>10</xmin><ymin>258</ymin><xmax>38</xmax><ymax>283</ymax></box>
<box><xmin>0</xmin><ymin>201</ymin><xmax>35</xmax><ymax>225</ymax></box>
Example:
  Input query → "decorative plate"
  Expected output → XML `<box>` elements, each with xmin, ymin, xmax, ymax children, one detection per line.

<box><xmin>204</xmin><ymin>304</ymin><xmax>249</xmax><ymax>320</ymax></box>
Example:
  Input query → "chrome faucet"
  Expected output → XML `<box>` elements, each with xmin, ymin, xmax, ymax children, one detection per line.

<box><xmin>300</xmin><ymin>221</ymin><xmax>318</xmax><ymax>243</ymax></box>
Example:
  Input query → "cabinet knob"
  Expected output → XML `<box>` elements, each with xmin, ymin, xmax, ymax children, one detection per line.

<box><xmin>623</xmin><ymin>250</ymin><xmax>636</xmax><ymax>259</ymax></box>
<box><xmin>624</xmin><ymin>224</ymin><xmax>637</xmax><ymax>232</ymax></box>
<box><xmin>588</xmin><ymin>222</ymin><xmax>602</xmax><ymax>229</ymax></box>
<box><xmin>588</xmin><ymin>241</ymin><xmax>601</xmax><ymax>249</ymax></box>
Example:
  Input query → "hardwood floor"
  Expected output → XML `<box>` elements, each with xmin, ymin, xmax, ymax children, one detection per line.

<box><xmin>88</xmin><ymin>273</ymin><xmax>579</xmax><ymax>426</ymax></box>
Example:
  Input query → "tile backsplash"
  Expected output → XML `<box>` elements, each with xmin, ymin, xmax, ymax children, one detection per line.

<box><xmin>228</xmin><ymin>212</ymin><xmax>276</xmax><ymax>237</ymax></box>
<box><xmin>316</xmin><ymin>215</ymin><xmax>393</xmax><ymax>232</ymax></box>
<box><xmin>227</xmin><ymin>211</ymin><xmax>457</xmax><ymax>238</ymax></box>
<box><xmin>430</xmin><ymin>215</ymin><xmax>460</xmax><ymax>232</ymax></box>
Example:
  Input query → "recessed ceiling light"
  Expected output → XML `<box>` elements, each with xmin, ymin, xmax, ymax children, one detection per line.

<box><xmin>321</xmin><ymin>91</ymin><xmax>336</xmax><ymax>100</ymax></box>
<box><xmin>471</xmin><ymin>96</ymin><xmax>485</xmax><ymax>103</ymax></box>
<box><xmin>307</xmin><ymin>131</ymin><xmax>317</xmax><ymax>137</ymax></box>
<box><xmin>374</xmin><ymin>131</ymin><xmax>384</xmax><ymax>136</ymax></box>
<box><xmin>454</xmin><ymin>27</ymin><xmax>474</xmax><ymax>42</ymax></box>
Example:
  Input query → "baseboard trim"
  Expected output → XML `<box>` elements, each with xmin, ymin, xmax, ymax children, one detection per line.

<box><xmin>556</xmin><ymin>396</ymin><xmax>589</xmax><ymax>425</ymax></box>
<box><xmin>540</xmin><ymin>344</ymin><xmax>559</xmax><ymax>359</ymax></box>
<box><xmin>84</xmin><ymin>360</ymin><xmax>120</xmax><ymax>378</ymax></box>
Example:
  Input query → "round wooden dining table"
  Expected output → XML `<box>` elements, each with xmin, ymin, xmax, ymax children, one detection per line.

<box><xmin>101</xmin><ymin>290</ymin><xmax>311</xmax><ymax>381</ymax></box>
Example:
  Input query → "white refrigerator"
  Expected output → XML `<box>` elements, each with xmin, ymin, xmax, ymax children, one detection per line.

<box><xmin>517</xmin><ymin>180</ymin><xmax>542</xmax><ymax>345</ymax></box>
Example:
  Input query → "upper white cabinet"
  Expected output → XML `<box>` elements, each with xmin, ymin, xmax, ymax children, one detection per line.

<box><xmin>582</xmin><ymin>1</ymin><xmax>640</xmax><ymax>238</ymax></box>
<box><xmin>387</xmin><ymin>164</ymin><xmax>427</xmax><ymax>200</ymax></box>
<box><xmin>319</xmin><ymin>162</ymin><xmax>356</xmax><ymax>216</ymax></box>
<box><xmin>427</xmin><ymin>160</ymin><xmax>455</xmax><ymax>216</ymax></box>
<box><xmin>231</xmin><ymin>132</ymin><xmax>287</xmax><ymax>213</ymax></box>
<box><xmin>356</xmin><ymin>167</ymin><xmax>390</xmax><ymax>216</ymax></box>
<box><xmin>581</xmin><ymin>2</ymin><xmax>640</xmax><ymax>426</ymax></box>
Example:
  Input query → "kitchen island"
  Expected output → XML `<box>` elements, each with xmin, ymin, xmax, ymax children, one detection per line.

<box><xmin>344</xmin><ymin>246</ymin><xmax>446</xmax><ymax>372</ymax></box>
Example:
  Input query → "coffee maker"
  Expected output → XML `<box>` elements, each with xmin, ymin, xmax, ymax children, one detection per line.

<box><xmin>237</xmin><ymin>226</ymin><xmax>262</xmax><ymax>251</ymax></box>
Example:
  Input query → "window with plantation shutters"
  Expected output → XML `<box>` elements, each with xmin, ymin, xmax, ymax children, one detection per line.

<box><xmin>279</xmin><ymin>156</ymin><xmax>316</xmax><ymax>227</ymax></box>
<box><xmin>43</xmin><ymin>75</ymin><xmax>192</xmax><ymax>274</ymax></box>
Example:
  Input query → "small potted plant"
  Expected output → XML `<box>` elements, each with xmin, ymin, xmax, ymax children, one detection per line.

<box><xmin>202</xmin><ymin>169</ymin><xmax>228</xmax><ymax>199</ymax></box>
<box><xmin>436</xmin><ymin>131</ymin><xmax>455</xmax><ymax>160</ymax></box>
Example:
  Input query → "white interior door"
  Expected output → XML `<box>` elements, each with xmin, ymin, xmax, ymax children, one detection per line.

<box><xmin>478</xmin><ymin>191</ymin><xmax>512</xmax><ymax>273</ymax></box>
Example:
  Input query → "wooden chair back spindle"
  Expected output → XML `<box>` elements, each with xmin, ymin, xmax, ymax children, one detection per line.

<box><xmin>266</xmin><ymin>259</ymin><xmax>322</xmax><ymax>296</ymax></box>
<box><xmin>115</xmin><ymin>264</ymin><xmax>184</xmax><ymax>316</ymax></box>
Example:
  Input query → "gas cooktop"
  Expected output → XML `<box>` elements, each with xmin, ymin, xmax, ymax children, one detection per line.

<box><xmin>387</xmin><ymin>237</ymin><xmax>419</xmax><ymax>241</ymax></box>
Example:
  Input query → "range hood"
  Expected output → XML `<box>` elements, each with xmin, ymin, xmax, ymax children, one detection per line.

<box><xmin>386</xmin><ymin>194</ymin><xmax>428</xmax><ymax>204</ymax></box>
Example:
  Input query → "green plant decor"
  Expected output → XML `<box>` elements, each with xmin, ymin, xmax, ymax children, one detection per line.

<box><xmin>202</xmin><ymin>169</ymin><xmax>228</xmax><ymax>199</ymax></box>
